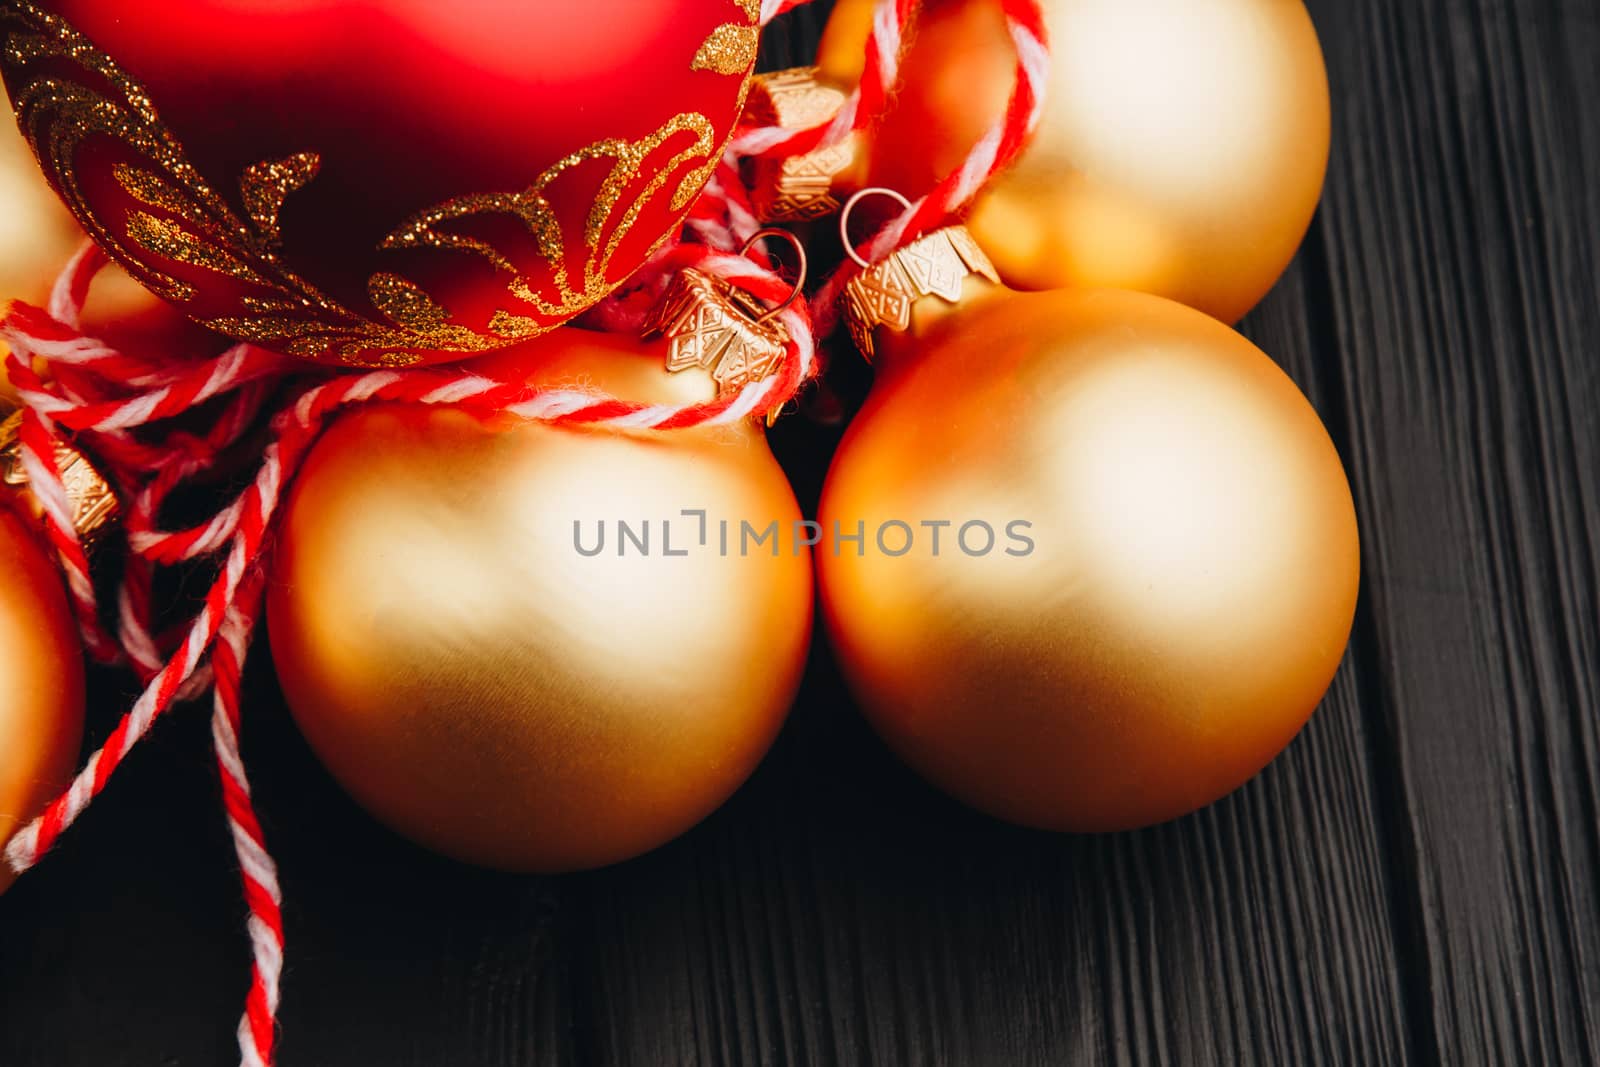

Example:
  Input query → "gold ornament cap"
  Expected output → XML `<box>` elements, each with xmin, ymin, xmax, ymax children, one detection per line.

<box><xmin>840</xmin><ymin>192</ymin><xmax>1000</xmax><ymax>363</ymax></box>
<box><xmin>641</xmin><ymin>229</ymin><xmax>805</xmax><ymax>423</ymax></box>
<box><xmin>642</xmin><ymin>268</ymin><xmax>789</xmax><ymax>395</ymax></box>
<box><xmin>745</xmin><ymin>68</ymin><xmax>861</xmax><ymax>222</ymax></box>
<box><xmin>0</xmin><ymin>409</ymin><xmax>119</xmax><ymax>549</ymax></box>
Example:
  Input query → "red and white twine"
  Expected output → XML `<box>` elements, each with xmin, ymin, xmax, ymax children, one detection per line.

<box><xmin>0</xmin><ymin>240</ymin><xmax>814</xmax><ymax>1067</ymax></box>
<box><xmin>733</xmin><ymin>0</ymin><xmax>918</xmax><ymax>160</ymax></box>
<box><xmin>801</xmin><ymin>0</ymin><xmax>1050</xmax><ymax>324</ymax></box>
<box><xmin>0</xmin><ymin>1</ymin><xmax>1047</xmax><ymax>1063</ymax></box>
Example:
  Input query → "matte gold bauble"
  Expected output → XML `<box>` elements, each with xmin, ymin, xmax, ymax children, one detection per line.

<box><xmin>0</xmin><ymin>488</ymin><xmax>85</xmax><ymax>896</ymax></box>
<box><xmin>814</xmin><ymin>0</ymin><xmax>878</xmax><ymax>87</ymax></box>
<box><xmin>2</xmin><ymin>81</ymin><xmax>77</xmax><ymax>407</ymax></box>
<box><xmin>819</xmin><ymin>236</ymin><xmax>1358</xmax><ymax>831</ymax></box>
<box><xmin>267</xmin><ymin>332</ymin><xmax>814</xmax><ymax>872</ymax></box>
<box><xmin>0</xmin><ymin>83</ymin><xmax>80</xmax><ymax>312</ymax></box>
<box><xmin>0</xmin><ymin>84</ymin><xmax>161</xmax><ymax>325</ymax></box>
<box><xmin>823</xmin><ymin>0</ymin><xmax>1332</xmax><ymax>323</ymax></box>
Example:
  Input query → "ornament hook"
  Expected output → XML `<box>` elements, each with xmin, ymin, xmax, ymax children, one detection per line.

<box><xmin>839</xmin><ymin>188</ymin><xmax>915</xmax><ymax>270</ymax></box>
<box><xmin>738</xmin><ymin>228</ymin><xmax>809</xmax><ymax>325</ymax></box>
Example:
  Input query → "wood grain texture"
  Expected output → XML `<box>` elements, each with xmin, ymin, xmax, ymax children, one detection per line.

<box><xmin>1</xmin><ymin>2</ymin><xmax>1597</xmax><ymax>1065</ymax></box>
<box><xmin>1304</xmin><ymin>0</ymin><xmax>1600</xmax><ymax>1062</ymax></box>
<box><xmin>0</xmin><ymin>658</ymin><xmax>581</xmax><ymax>1067</ymax></box>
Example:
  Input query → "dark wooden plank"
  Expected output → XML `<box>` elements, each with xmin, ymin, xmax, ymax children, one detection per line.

<box><xmin>0</xmin><ymin>661</ymin><xmax>581</xmax><ymax>1066</ymax></box>
<box><xmin>247</xmin><ymin>662</ymin><xmax>580</xmax><ymax>1067</ymax></box>
<box><xmin>0</xmin><ymin>667</ymin><xmax>258</xmax><ymax>1067</ymax></box>
<box><xmin>567</xmin><ymin>6</ymin><xmax>1416</xmax><ymax>1066</ymax></box>
<box><xmin>573</xmin><ymin>609</ymin><xmax>1414</xmax><ymax>1066</ymax></box>
<box><xmin>6</xmin><ymin>2</ymin><xmax>1597</xmax><ymax>1064</ymax></box>
<box><xmin>1303</xmin><ymin>0</ymin><xmax>1600</xmax><ymax>1062</ymax></box>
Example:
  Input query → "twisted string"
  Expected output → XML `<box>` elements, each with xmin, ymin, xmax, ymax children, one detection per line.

<box><xmin>209</xmin><ymin>565</ymin><xmax>282</xmax><ymax>1067</ymax></box>
<box><xmin>0</xmin><ymin>239</ymin><xmax>813</xmax><ymax>1067</ymax></box>
<box><xmin>1</xmin><ymin>243</ymin><xmax>815</xmax><ymax>860</ymax></box>
<box><xmin>709</xmin><ymin>0</ymin><xmax>1049</xmax><ymax>331</ymax></box>
<box><xmin>805</xmin><ymin>0</ymin><xmax>1050</xmax><ymax>332</ymax></box>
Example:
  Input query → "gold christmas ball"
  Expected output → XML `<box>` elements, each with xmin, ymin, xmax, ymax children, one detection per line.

<box><xmin>818</xmin><ymin>285</ymin><xmax>1359</xmax><ymax>831</ymax></box>
<box><xmin>815</xmin><ymin>0</ymin><xmax>878</xmax><ymax>87</ymax></box>
<box><xmin>0</xmin><ymin>500</ymin><xmax>84</xmax><ymax>895</ymax></box>
<box><xmin>0</xmin><ymin>82</ymin><xmax>80</xmax><ymax>312</ymax></box>
<box><xmin>830</xmin><ymin>0</ymin><xmax>1331</xmax><ymax>324</ymax></box>
<box><xmin>2</xmin><ymin>80</ymin><xmax>78</xmax><ymax>407</ymax></box>
<box><xmin>267</xmin><ymin>332</ymin><xmax>814</xmax><ymax>872</ymax></box>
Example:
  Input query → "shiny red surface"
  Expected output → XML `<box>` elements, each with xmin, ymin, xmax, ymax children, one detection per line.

<box><xmin>3</xmin><ymin>1</ymin><xmax>754</xmax><ymax>365</ymax></box>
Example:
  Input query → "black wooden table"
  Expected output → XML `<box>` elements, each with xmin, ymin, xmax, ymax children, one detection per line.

<box><xmin>4</xmin><ymin>2</ymin><xmax>1598</xmax><ymax>1064</ymax></box>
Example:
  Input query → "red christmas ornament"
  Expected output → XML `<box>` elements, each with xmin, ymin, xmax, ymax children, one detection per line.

<box><xmin>0</xmin><ymin>0</ymin><xmax>759</xmax><ymax>367</ymax></box>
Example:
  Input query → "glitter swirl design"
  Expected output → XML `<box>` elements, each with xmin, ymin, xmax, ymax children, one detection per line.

<box><xmin>0</xmin><ymin>1</ymin><xmax>756</xmax><ymax>365</ymax></box>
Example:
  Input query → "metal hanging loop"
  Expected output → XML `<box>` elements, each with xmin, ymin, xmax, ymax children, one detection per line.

<box><xmin>839</xmin><ymin>188</ymin><xmax>915</xmax><ymax>270</ymax></box>
<box><xmin>738</xmin><ymin>227</ymin><xmax>809</xmax><ymax>325</ymax></box>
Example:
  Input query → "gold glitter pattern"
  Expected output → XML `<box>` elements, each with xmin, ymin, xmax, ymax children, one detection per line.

<box><xmin>241</xmin><ymin>152</ymin><xmax>321</xmax><ymax>246</ymax></box>
<box><xmin>692</xmin><ymin>23</ymin><xmax>760</xmax><ymax>76</ymax></box>
<box><xmin>125</xmin><ymin>211</ymin><xmax>259</xmax><ymax>284</ymax></box>
<box><xmin>642</xmin><ymin>268</ymin><xmax>788</xmax><ymax>398</ymax></box>
<box><xmin>114</xmin><ymin>162</ymin><xmax>192</xmax><ymax>216</ymax></box>
<box><xmin>0</xmin><ymin>2</ymin><xmax>752</xmax><ymax>366</ymax></box>
<box><xmin>746</xmin><ymin>68</ymin><xmax>857</xmax><ymax>221</ymax></box>
<box><xmin>691</xmin><ymin>1</ymin><xmax>760</xmax><ymax>80</ymax></box>
<box><xmin>843</xmin><ymin>226</ymin><xmax>999</xmax><ymax>362</ymax></box>
<box><xmin>381</xmin><ymin>111</ymin><xmax>727</xmax><ymax>322</ymax></box>
<box><xmin>241</xmin><ymin>295</ymin><xmax>303</xmax><ymax>314</ymax></box>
